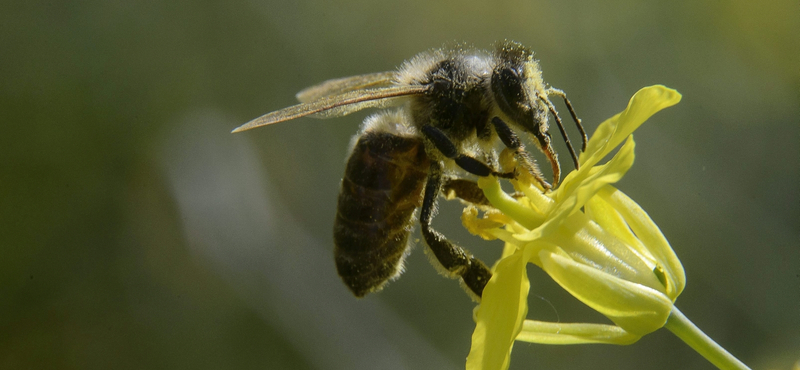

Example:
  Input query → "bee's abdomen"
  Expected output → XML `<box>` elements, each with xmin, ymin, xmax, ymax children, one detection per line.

<box><xmin>334</xmin><ymin>131</ymin><xmax>430</xmax><ymax>297</ymax></box>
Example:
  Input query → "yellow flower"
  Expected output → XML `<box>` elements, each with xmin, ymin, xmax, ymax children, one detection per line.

<box><xmin>464</xmin><ymin>85</ymin><xmax>684</xmax><ymax>370</ymax></box>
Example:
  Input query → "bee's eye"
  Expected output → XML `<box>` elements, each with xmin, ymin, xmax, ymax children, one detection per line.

<box><xmin>492</xmin><ymin>67</ymin><xmax>527</xmax><ymax>108</ymax></box>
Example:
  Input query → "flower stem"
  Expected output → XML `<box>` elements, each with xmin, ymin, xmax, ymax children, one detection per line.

<box><xmin>664</xmin><ymin>306</ymin><xmax>751</xmax><ymax>370</ymax></box>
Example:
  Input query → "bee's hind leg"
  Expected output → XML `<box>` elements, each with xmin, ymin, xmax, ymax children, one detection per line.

<box><xmin>420</xmin><ymin>161</ymin><xmax>492</xmax><ymax>300</ymax></box>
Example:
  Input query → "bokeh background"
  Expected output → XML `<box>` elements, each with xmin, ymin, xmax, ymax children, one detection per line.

<box><xmin>2</xmin><ymin>0</ymin><xmax>798</xmax><ymax>369</ymax></box>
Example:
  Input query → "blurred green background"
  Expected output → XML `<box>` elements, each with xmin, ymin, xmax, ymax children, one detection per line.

<box><xmin>2</xmin><ymin>0</ymin><xmax>798</xmax><ymax>369</ymax></box>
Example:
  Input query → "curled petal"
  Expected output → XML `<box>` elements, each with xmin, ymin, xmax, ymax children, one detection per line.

<box><xmin>580</xmin><ymin>85</ymin><xmax>682</xmax><ymax>169</ymax></box>
<box><xmin>539</xmin><ymin>249</ymin><xmax>673</xmax><ymax>336</ymax></box>
<box><xmin>596</xmin><ymin>186</ymin><xmax>686</xmax><ymax>299</ymax></box>
<box><xmin>543</xmin><ymin>212</ymin><xmax>665</xmax><ymax>293</ymax></box>
<box><xmin>585</xmin><ymin>187</ymin><xmax>653</xmax><ymax>264</ymax></box>
<box><xmin>478</xmin><ymin>176</ymin><xmax>543</xmax><ymax>229</ymax></box>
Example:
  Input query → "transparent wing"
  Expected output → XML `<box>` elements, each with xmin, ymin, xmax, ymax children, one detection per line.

<box><xmin>232</xmin><ymin>85</ymin><xmax>427</xmax><ymax>133</ymax></box>
<box><xmin>308</xmin><ymin>94</ymin><xmax>402</xmax><ymax>118</ymax></box>
<box><xmin>295</xmin><ymin>71</ymin><xmax>397</xmax><ymax>103</ymax></box>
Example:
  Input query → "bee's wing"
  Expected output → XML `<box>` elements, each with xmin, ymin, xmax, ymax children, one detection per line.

<box><xmin>295</xmin><ymin>72</ymin><xmax>397</xmax><ymax>103</ymax></box>
<box><xmin>232</xmin><ymin>85</ymin><xmax>427</xmax><ymax>133</ymax></box>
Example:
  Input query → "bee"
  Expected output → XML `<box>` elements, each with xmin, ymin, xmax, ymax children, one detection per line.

<box><xmin>233</xmin><ymin>41</ymin><xmax>586</xmax><ymax>300</ymax></box>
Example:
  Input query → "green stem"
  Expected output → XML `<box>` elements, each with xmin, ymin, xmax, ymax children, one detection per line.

<box><xmin>664</xmin><ymin>306</ymin><xmax>751</xmax><ymax>370</ymax></box>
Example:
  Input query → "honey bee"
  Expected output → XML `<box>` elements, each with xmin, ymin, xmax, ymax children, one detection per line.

<box><xmin>233</xmin><ymin>41</ymin><xmax>586</xmax><ymax>300</ymax></box>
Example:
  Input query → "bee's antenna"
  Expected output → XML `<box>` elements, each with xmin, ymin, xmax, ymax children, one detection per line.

<box><xmin>547</xmin><ymin>88</ymin><xmax>587</xmax><ymax>152</ymax></box>
<box><xmin>540</xmin><ymin>95</ymin><xmax>580</xmax><ymax>170</ymax></box>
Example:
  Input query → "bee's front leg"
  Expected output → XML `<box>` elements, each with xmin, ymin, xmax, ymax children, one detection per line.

<box><xmin>421</xmin><ymin>125</ymin><xmax>514</xmax><ymax>179</ymax></box>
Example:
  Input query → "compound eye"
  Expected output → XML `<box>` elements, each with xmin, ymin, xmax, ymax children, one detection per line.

<box><xmin>492</xmin><ymin>67</ymin><xmax>527</xmax><ymax>107</ymax></box>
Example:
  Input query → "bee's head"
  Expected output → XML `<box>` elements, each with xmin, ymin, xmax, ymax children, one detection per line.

<box><xmin>490</xmin><ymin>41</ymin><xmax>551</xmax><ymax>138</ymax></box>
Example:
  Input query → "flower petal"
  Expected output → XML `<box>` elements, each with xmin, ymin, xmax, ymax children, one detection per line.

<box><xmin>539</xmin><ymin>249</ymin><xmax>673</xmax><ymax>336</ymax></box>
<box><xmin>513</xmin><ymin>136</ymin><xmax>636</xmax><ymax>242</ymax></box>
<box><xmin>466</xmin><ymin>247</ymin><xmax>532</xmax><ymax>370</ymax></box>
<box><xmin>597</xmin><ymin>186</ymin><xmax>686</xmax><ymax>299</ymax></box>
<box><xmin>461</xmin><ymin>206</ymin><xmax>506</xmax><ymax>240</ymax></box>
<box><xmin>543</xmin><ymin>212</ymin><xmax>665</xmax><ymax>292</ymax></box>
<box><xmin>585</xmin><ymin>186</ymin><xmax>652</xmax><ymax>262</ymax></box>
<box><xmin>580</xmin><ymin>85</ymin><xmax>682</xmax><ymax>169</ymax></box>
<box><xmin>516</xmin><ymin>320</ymin><xmax>640</xmax><ymax>345</ymax></box>
<box><xmin>478</xmin><ymin>176</ymin><xmax>543</xmax><ymax>229</ymax></box>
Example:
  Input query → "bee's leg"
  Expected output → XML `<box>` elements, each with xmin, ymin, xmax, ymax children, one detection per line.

<box><xmin>421</xmin><ymin>162</ymin><xmax>492</xmax><ymax>299</ymax></box>
<box><xmin>491</xmin><ymin>117</ymin><xmax>553</xmax><ymax>189</ymax></box>
<box><xmin>442</xmin><ymin>178</ymin><xmax>490</xmax><ymax>206</ymax></box>
<box><xmin>443</xmin><ymin>177</ymin><xmax>526</xmax><ymax>203</ymax></box>
<box><xmin>421</xmin><ymin>125</ymin><xmax>514</xmax><ymax>179</ymax></box>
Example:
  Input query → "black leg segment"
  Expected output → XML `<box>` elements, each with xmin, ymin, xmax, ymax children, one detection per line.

<box><xmin>421</xmin><ymin>125</ymin><xmax>513</xmax><ymax>179</ymax></box>
<box><xmin>454</xmin><ymin>156</ymin><xmax>493</xmax><ymax>177</ymax></box>
<box><xmin>420</xmin><ymin>162</ymin><xmax>492</xmax><ymax>299</ymax></box>
<box><xmin>491</xmin><ymin>117</ymin><xmax>521</xmax><ymax>149</ymax></box>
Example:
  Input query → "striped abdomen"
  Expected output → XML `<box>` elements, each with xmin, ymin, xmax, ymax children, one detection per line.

<box><xmin>333</xmin><ymin>131</ymin><xmax>430</xmax><ymax>297</ymax></box>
